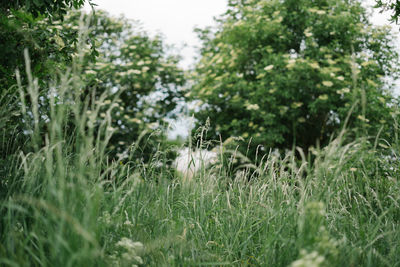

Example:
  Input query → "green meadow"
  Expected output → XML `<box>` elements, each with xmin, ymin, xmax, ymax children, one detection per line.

<box><xmin>1</xmin><ymin>0</ymin><xmax>400</xmax><ymax>266</ymax></box>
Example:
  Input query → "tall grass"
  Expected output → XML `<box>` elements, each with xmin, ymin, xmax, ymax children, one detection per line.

<box><xmin>1</xmin><ymin>28</ymin><xmax>400</xmax><ymax>267</ymax></box>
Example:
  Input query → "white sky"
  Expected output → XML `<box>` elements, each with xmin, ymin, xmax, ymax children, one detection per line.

<box><xmin>85</xmin><ymin>0</ymin><xmax>399</xmax><ymax>68</ymax></box>
<box><xmin>84</xmin><ymin>0</ymin><xmax>399</xmax><ymax>138</ymax></box>
<box><xmin>86</xmin><ymin>0</ymin><xmax>228</xmax><ymax>68</ymax></box>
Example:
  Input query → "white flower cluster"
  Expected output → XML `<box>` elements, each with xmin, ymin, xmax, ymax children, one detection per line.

<box><xmin>290</xmin><ymin>250</ymin><xmax>325</xmax><ymax>267</ymax></box>
<box><xmin>110</xmin><ymin>237</ymin><xmax>145</xmax><ymax>267</ymax></box>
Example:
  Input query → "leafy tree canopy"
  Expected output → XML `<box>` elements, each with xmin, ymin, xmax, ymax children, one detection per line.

<box><xmin>0</xmin><ymin>9</ymin><xmax>85</xmax><ymax>157</ymax></box>
<box><xmin>67</xmin><ymin>10</ymin><xmax>185</xmax><ymax>161</ymax></box>
<box><xmin>0</xmin><ymin>0</ymin><xmax>89</xmax><ymax>17</ymax></box>
<box><xmin>375</xmin><ymin>0</ymin><xmax>400</xmax><ymax>24</ymax></box>
<box><xmin>189</xmin><ymin>0</ymin><xmax>399</xmax><ymax>157</ymax></box>
<box><xmin>0</xmin><ymin>0</ymin><xmax>93</xmax><ymax>90</ymax></box>
<box><xmin>0</xmin><ymin>0</ymin><xmax>90</xmax><ymax>173</ymax></box>
<box><xmin>0</xmin><ymin>11</ymin><xmax>80</xmax><ymax>89</ymax></box>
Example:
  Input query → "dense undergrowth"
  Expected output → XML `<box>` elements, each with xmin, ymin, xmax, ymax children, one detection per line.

<box><xmin>1</xmin><ymin>51</ymin><xmax>400</xmax><ymax>267</ymax></box>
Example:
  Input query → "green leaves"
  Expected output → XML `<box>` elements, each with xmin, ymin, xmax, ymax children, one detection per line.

<box><xmin>0</xmin><ymin>0</ymin><xmax>89</xmax><ymax>18</ymax></box>
<box><xmin>375</xmin><ymin>0</ymin><xmax>400</xmax><ymax>24</ymax></box>
<box><xmin>72</xmin><ymin>10</ymin><xmax>185</xmax><ymax>160</ymax></box>
<box><xmin>190</xmin><ymin>0</ymin><xmax>399</xmax><ymax>157</ymax></box>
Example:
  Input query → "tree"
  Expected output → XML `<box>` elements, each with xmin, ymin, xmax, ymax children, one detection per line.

<box><xmin>0</xmin><ymin>0</ymin><xmax>89</xmax><ymax>18</ymax></box>
<box><xmin>0</xmin><ymin>0</ymin><xmax>91</xmax><ymax>89</ymax></box>
<box><xmin>67</xmin><ymin>10</ymin><xmax>185</xmax><ymax>161</ymax></box>
<box><xmin>188</xmin><ymin>0</ymin><xmax>399</xmax><ymax>157</ymax></box>
<box><xmin>375</xmin><ymin>0</ymin><xmax>400</xmax><ymax>24</ymax></box>
<box><xmin>0</xmin><ymin>11</ymin><xmax>80</xmax><ymax>89</ymax></box>
<box><xmin>0</xmin><ymin>1</ymin><xmax>91</xmax><ymax>161</ymax></box>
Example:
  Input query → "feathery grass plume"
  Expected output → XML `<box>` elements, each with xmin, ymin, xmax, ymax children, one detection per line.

<box><xmin>0</xmin><ymin>14</ymin><xmax>114</xmax><ymax>266</ymax></box>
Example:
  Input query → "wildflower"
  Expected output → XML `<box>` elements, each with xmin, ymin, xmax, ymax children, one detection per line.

<box><xmin>85</xmin><ymin>70</ymin><xmax>97</xmax><ymax>75</ymax></box>
<box><xmin>54</xmin><ymin>35</ymin><xmax>65</xmax><ymax>47</ymax></box>
<box><xmin>130</xmin><ymin>118</ymin><xmax>142</xmax><ymax>124</ymax></box>
<box><xmin>322</xmin><ymin>81</ymin><xmax>333</xmax><ymax>87</ymax></box>
<box><xmin>361</xmin><ymin>60</ymin><xmax>375</xmax><ymax>67</ymax></box>
<box><xmin>318</xmin><ymin>94</ymin><xmax>329</xmax><ymax>101</ymax></box>
<box><xmin>246</xmin><ymin>103</ymin><xmax>260</xmax><ymax>110</ymax></box>
<box><xmin>115</xmin><ymin>238</ymin><xmax>144</xmax><ymax>265</ymax></box>
<box><xmin>309</xmin><ymin>62</ymin><xmax>320</xmax><ymax>69</ymax></box>
<box><xmin>291</xmin><ymin>102</ymin><xmax>303</xmax><ymax>108</ymax></box>
<box><xmin>304</xmin><ymin>28</ymin><xmax>313</xmax><ymax>37</ymax></box>
<box><xmin>95</xmin><ymin>62</ymin><xmax>108</xmax><ymax>68</ymax></box>
<box><xmin>366</xmin><ymin>79</ymin><xmax>378</xmax><ymax>87</ymax></box>
<box><xmin>357</xmin><ymin>115</ymin><xmax>369</xmax><ymax>122</ymax></box>
<box><xmin>290</xmin><ymin>250</ymin><xmax>325</xmax><ymax>267</ymax></box>
<box><xmin>336</xmin><ymin>88</ymin><xmax>350</xmax><ymax>94</ymax></box>
<box><xmin>117</xmin><ymin>238</ymin><xmax>144</xmax><ymax>252</ymax></box>
<box><xmin>256</xmin><ymin>73</ymin><xmax>266</xmax><ymax>79</ymax></box>
<box><xmin>308</xmin><ymin>8</ymin><xmax>326</xmax><ymax>15</ymax></box>
<box><xmin>148</xmin><ymin>122</ymin><xmax>159</xmax><ymax>129</ymax></box>
<box><xmin>127</xmin><ymin>69</ymin><xmax>141</xmax><ymax>75</ymax></box>
<box><xmin>264</xmin><ymin>65</ymin><xmax>274</xmax><ymax>71</ymax></box>
<box><xmin>98</xmin><ymin>211</ymin><xmax>112</xmax><ymax>225</ymax></box>
<box><xmin>327</xmin><ymin>59</ymin><xmax>336</xmax><ymax>65</ymax></box>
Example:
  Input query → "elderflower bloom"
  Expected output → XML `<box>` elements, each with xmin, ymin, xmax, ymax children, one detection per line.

<box><xmin>264</xmin><ymin>65</ymin><xmax>274</xmax><ymax>71</ymax></box>
<box><xmin>291</xmin><ymin>250</ymin><xmax>325</xmax><ymax>267</ymax></box>
<box><xmin>322</xmin><ymin>81</ymin><xmax>333</xmax><ymax>87</ymax></box>
<box><xmin>246</xmin><ymin>103</ymin><xmax>260</xmax><ymax>111</ymax></box>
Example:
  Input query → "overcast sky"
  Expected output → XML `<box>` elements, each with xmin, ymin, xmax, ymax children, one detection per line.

<box><xmin>84</xmin><ymin>0</ymin><xmax>399</xmax><ymax>138</ymax></box>
<box><xmin>86</xmin><ymin>0</ymin><xmax>399</xmax><ymax>68</ymax></box>
<box><xmin>85</xmin><ymin>0</ymin><xmax>227</xmax><ymax>68</ymax></box>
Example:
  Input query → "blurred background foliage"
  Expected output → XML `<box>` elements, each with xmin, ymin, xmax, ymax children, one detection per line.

<box><xmin>0</xmin><ymin>0</ymin><xmax>90</xmax><ymax>181</ymax></box>
<box><xmin>188</xmin><ymin>0</ymin><xmax>400</xmax><ymax>159</ymax></box>
<box><xmin>0</xmin><ymin>0</ymin><xmax>399</xmax><ymax>168</ymax></box>
<box><xmin>71</xmin><ymin>10</ymin><xmax>185</xmax><ymax>162</ymax></box>
<box><xmin>0</xmin><ymin>0</ymin><xmax>90</xmax><ymax>17</ymax></box>
<box><xmin>375</xmin><ymin>0</ymin><xmax>400</xmax><ymax>23</ymax></box>
<box><xmin>0</xmin><ymin>2</ymin><xmax>185</xmax><ymax>168</ymax></box>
